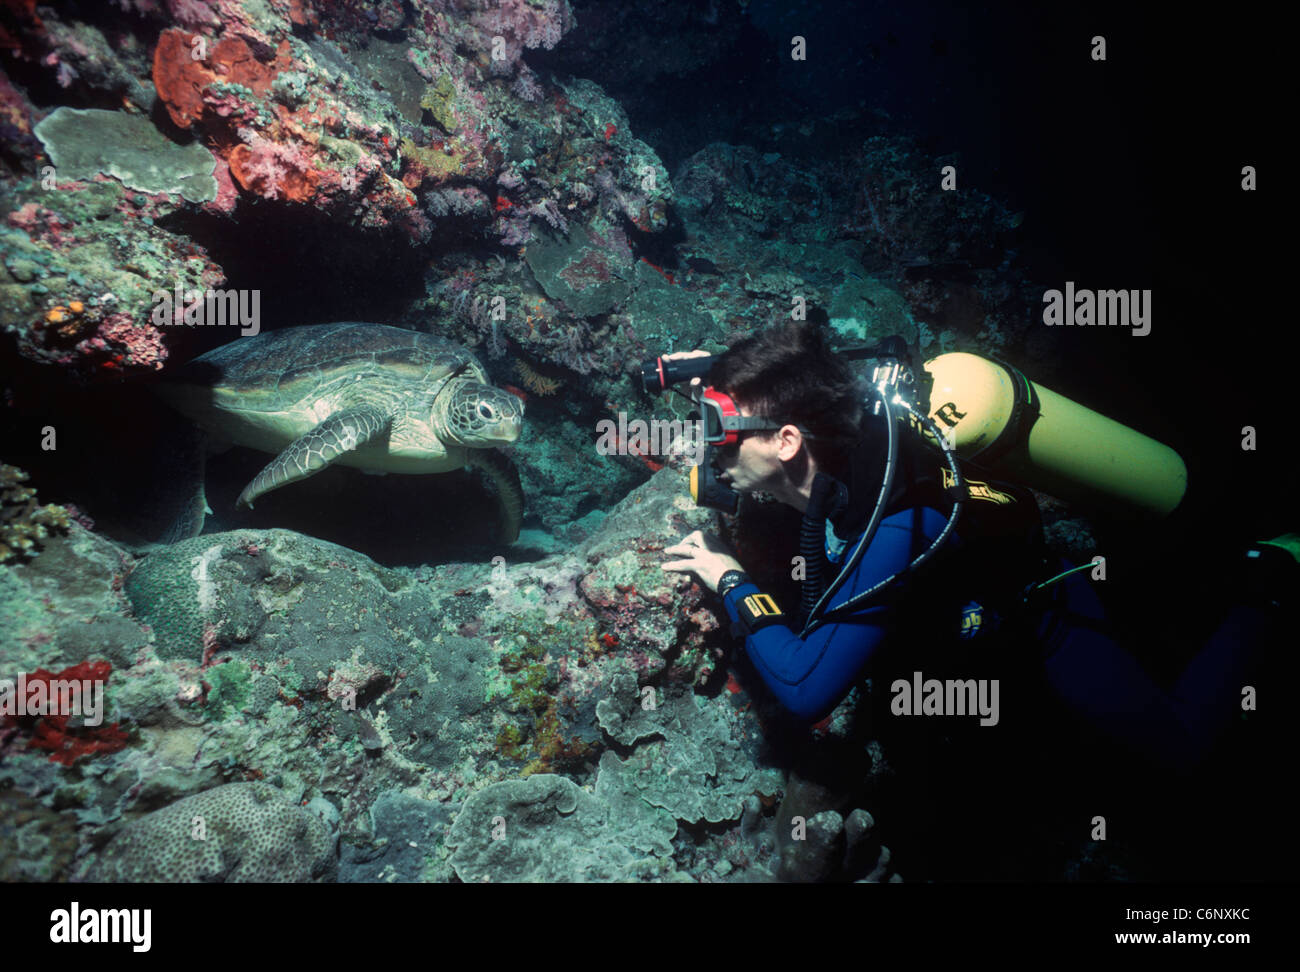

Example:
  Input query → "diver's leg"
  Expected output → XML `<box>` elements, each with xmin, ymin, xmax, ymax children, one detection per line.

<box><xmin>1037</xmin><ymin>570</ymin><xmax>1275</xmax><ymax>773</ymax></box>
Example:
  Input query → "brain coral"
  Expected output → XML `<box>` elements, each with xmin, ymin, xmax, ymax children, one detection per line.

<box><xmin>87</xmin><ymin>782</ymin><xmax>336</xmax><ymax>882</ymax></box>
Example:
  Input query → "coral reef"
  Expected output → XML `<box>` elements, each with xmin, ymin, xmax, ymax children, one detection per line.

<box><xmin>339</xmin><ymin>789</ymin><xmax>452</xmax><ymax>883</ymax></box>
<box><xmin>0</xmin><ymin>463</ymin><xmax>69</xmax><ymax>562</ymax></box>
<box><xmin>0</xmin><ymin>0</ymin><xmax>1045</xmax><ymax>392</ymax></box>
<box><xmin>594</xmin><ymin>677</ymin><xmax>782</xmax><ymax>825</ymax></box>
<box><xmin>446</xmin><ymin>773</ymin><xmax>676</xmax><ymax>882</ymax></box>
<box><xmin>0</xmin><ymin>468</ymin><xmax>806</xmax><ymax>882</ymax></box>
<box><xmin>777</xmin><ymin>808</ymin><xmax>897</xmax><ymax>884</ymax></box>
<box><xmin>34</xmin><ymin>107</ymin><xmax>217</xmax><ymax>203</ymax></box>
<box><xmin>1</xmin><ymin>0</ymin><xmax>671</xmax><ymax>381</ymax></box>
<box><xmin>512</xmin><ymin>357</ymin><xmax>562</xmax><ymax>396</ymax></box>
<box><xmin>526</xmin><ymin>219</ymin><xmax>634</xmax><ymax>318</ymax></box>
<box><xmin>1</xmin><ymin>177</ymin><xmax>221</xmax><ymax>374</ymax></box>
<box><xmin>0</xmin><ymin>518</ymin><xmax>144</xmax><ymax>678</ymax></box>
<box><xmin>86</xmin><ymin>782</ymin><xmax>337</xmax><ymax>882</ymax></box>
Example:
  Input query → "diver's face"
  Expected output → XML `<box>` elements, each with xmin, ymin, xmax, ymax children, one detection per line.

<box><xmin>713</xmin><ymin>425</ymin><xmax>783</xmax><ymax>494</ymax></box>
<box><xmin>711</xmin><ymin>397</ymin><xmax>810</xmax><ymax>506</ymax></box>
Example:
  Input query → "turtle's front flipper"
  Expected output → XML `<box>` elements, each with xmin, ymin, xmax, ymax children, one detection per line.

<box><xmin>465</xmin><ymin>448</ymin><xmax>524</xmax><ymax>544</ymax></box>
<box><xmin>237</xmin><ymin>405</ymin><xmax>392</xmax><ymax>509</ymax></box>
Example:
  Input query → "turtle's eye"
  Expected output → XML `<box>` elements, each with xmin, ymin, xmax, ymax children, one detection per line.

<box><xmin>478</xmin><ymin>402</ymin><xmax>495</xmax><ymax>420</ymax></box>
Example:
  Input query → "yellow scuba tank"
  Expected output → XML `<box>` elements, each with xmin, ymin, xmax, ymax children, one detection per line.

<box><xmin>922</xmin><ymin>353</ymin><xmax>1187</xmax><ymax>516</ymax></box>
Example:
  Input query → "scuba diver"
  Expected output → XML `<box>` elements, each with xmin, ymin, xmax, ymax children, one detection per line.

<box><xmin>654</xmin><ymin>320</ymin><xmax>1296</xmax><ymax>879</ymax></box>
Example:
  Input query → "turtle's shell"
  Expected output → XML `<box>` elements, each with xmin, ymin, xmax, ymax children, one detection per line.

<box><xmin>179</xmin><ymin>322</ymin><xmax>486</xmax><ymax>410</ymax></box>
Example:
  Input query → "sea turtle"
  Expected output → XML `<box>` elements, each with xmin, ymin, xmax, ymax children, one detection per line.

<box><xmin>158</xmin><ymin>322</ymin><xmax>525</xmax><ymax>542</ymax></box>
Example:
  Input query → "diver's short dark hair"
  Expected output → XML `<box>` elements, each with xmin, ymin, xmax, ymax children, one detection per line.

<box><xmin>710</xmin><ymin>321</ymin><xmax>864</xmax><ymax>463</ymax></box>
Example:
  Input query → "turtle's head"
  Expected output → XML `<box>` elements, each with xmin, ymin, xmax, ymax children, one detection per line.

<box><xmin>442</xmin><ymin>379</ymin><xmax>523</xmax><ymax>446</ymax></box>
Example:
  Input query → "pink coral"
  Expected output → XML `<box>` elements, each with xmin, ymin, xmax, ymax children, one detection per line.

<box><xmin>206</xmin><ymin>156</ymin><xmax>239</xmax><ymax>214</ymax></box>
<box><xmin>84</xmin><ymin>313</ymin><xmax>170</xmax><ymax>371</ymax></box>
<box><xmin>6</xmin><ymin>202</ymin><xmax>43</xmax><ymax>232</ymax></box>
<box><xmin>166</xmin><ymin>0</ymin><xmax>220</xmax><ymax>29</ymax></box>
<box><xmin>472</xmin><ymin>0</ymin><xmax>574</xmax><ymax>72</ymax></box>
<box><xmin>498</xmin><ymin>210</ymin><xmax>532</xmax><ymax>246</ymax></box>
<box><xmin>529</xmin><ymin>197</ymin><xmax>568</xmax><ymax>233</ymax></box>
<box><xmin>511</xmin><ymin>66</ymin><xmax>543</xmax><ymax>102</ymax></box>
<box><xmin>227</xmin><ymin>128</ymin><xmax>320</xmax><ymax>203</ymax></box>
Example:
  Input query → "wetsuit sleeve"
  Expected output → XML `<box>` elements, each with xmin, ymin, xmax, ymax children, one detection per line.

<box><xmin>723</xmin><ymin>506</ymin><xmax>952</xmax><ymax>722</ymax></box>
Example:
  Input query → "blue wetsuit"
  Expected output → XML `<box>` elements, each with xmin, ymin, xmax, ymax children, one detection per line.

<box><xmin>722</xmin><ymin>505</ymin><xmax>950</xmax><ymax>723</ymax></box>
<box><xmin>723</xmin><ymin>501</ymin><xmax>1270</xmax><ymax>773</ymax></box>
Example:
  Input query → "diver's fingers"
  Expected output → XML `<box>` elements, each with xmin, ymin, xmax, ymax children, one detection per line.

<box><xmin>660</xmin><ymin>560</ymin><xmax>699</xmax><ymax>574</ymax></box>
<box><xmin>684</xmin><ymin>535</ymin><xmax>726</xmax><ymax>558</ymax></box>
<box><xmin>661</xmin><ymin>350</ymin><xmax>711</xmax><ymax>361</ymax></box>
<box><xmin>664</xmin><ymin>535</ymin><xmax>702</xmax><ymax>556</ymax></box>
<box><xmin>660</xmin><ymin>550</ymin><xmax>702</xmax><ymax>566</ymax></box>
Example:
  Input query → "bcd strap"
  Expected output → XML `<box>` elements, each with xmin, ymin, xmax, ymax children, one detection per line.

<box><xmin>732</xmin><ymin>591</ymin><xmax>787</xmax><ymax>637</ymax></box>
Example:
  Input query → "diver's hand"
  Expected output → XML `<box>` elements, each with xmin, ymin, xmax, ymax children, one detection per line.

<box><xmin>660</xmin><ymin>350</ymin><xmax>712</xmax><ymax>361</ymax></box>
<box><xmin>661</xmin><ymin>530</ymin><xmax>743</xmax><ymax>593</ymax></box>
<box><xmin>659</xmin><ymin>349</ymin><xmax>712</xmax><ymax>394</ymax></box>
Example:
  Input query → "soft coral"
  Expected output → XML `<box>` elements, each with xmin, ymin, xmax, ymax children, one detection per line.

<box><xmin>472</xmin><ymin>0</ymin><xmax>574</xmax><ymax>73</ymax></box>
<box><xmin>227</xmin><ymin>129</ymin><xmax>321</xmax><ymax>203</ymax></box>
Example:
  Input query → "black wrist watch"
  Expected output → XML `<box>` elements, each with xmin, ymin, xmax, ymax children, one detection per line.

<box><xmin>716</xmin><ymin>570</ymin><xmax>751</xmax><ymax>599</ymax></box>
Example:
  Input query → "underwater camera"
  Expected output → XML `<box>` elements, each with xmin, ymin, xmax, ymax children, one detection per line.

<box><xmin>639</xmin><ymin>353</ymin><xmax>716</xmax><ymax>395</ymax></box>
<box><xmin>639</xmin><ymin>350</ymin><xmax>769</xmax><ymax>515</ymax></box>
